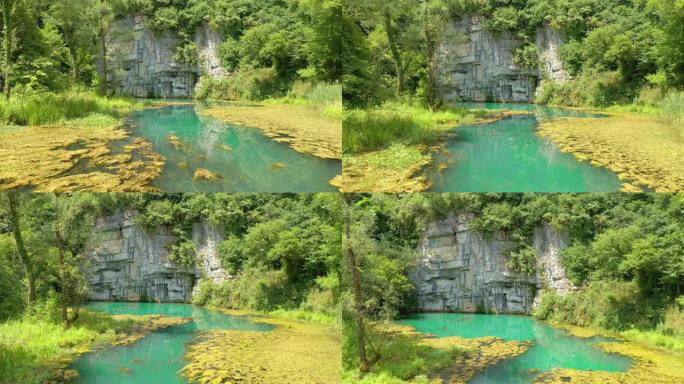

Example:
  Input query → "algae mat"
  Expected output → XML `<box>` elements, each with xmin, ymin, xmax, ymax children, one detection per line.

<box><xmin>0</xmin><ymin>124</ymin><xmax>163</xmax><ymax>191</ymax></box>
<box><xmin>200</xmin><ymin>104</ymin><xmax>341</xmax><ymax>160</ymax></box>
<box><xmin>181</xmin><ymin>317</ymin><xmax>341</xmax><ymax>384</ymax></box>
<box><xmin>535</xmin><ymin>341</ymin><xmax>684</xmax><ymax>383</ymax></box>
<box><xmin>538</xmin><ymin>113</ymin><xmax>684</xmax><ymax>192</ymax></box>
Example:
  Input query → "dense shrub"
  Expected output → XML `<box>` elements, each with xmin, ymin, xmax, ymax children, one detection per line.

<box><xmin>194</xmin><ymin>68</ymin><xmax>286</xmax><ymax>101</ymax></box>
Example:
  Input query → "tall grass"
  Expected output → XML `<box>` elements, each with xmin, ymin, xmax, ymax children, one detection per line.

<box><xmin>0</xmin><ymin>311</ymin><xmax>135</xmax><ymax>384</ymax></box>
<box><xmin>0</xmin><ymin>91</ymin><xmax>133</xmax><ymax>126</ymax></box>
<box><xmin>343</xmin><ymin>103</ymin><xmax>469</xmax><ymax>154</ymax></box>
<box><xmin>660</xmin><ymin>92</ymin><xmax>684</xmax><ymax>128</ymax></box>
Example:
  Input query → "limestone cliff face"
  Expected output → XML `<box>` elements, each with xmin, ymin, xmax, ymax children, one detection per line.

<box><xmin>105</xmin><ymin>15</ymin><xmax>225</xmax><ymax>98</ymax></box>
<box><xmin>410</xmin><ymin>213</ymin><xmax>574</xmax><ymax>314</ymax></box>
<box><xmin>436</xmin><ymin>16</ymin><xmax>567</xmax><ymax>102</ymax></box>
<box><xmin>84</xmin><ymin>210</ymin><xmax>228</xmax><ymax>302</ymax></box>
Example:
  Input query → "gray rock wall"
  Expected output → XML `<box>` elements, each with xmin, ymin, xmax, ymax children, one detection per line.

<box><xmin>410</xmin><ymin>213</ymin><xmax>574</xmax><ymax>314</ymax></box>
<box><xmin>84</xmin><ymin>210</ymin><xmax>228</xmax><ymax>302</ymax></box>
<box><xmin>436</xmin><ymin>16</ymin><xmax>567</xmax><ymax>102</ymax></box>
<box><xmin>105</xmin><ymin>15</ymin><xmax>225</xmax><ymax>98</ymax></box>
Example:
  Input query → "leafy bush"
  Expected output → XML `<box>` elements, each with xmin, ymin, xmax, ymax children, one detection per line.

<box><xmin>194</xmin><ymin>68</ymin><xmax>285</xmax><ymax>101</ymax></box>
<box><xmin>535</xmin><ymin>70</ymin><xmax>632</xmax><ymax>107</ymax></box>
<box><xmin>169</xmin><ymin>240</ymin><xmax>196</xmax><ymax>267</ymax></box>
<box><xmin>533</xmin><ymin>281</ymin><xmax>667</xmax><ymax>331</ymax></box>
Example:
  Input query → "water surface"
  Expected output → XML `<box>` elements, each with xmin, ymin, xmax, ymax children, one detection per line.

<box><xmin>127</xmin><ymin>105</ymin><xmax>340</xmax><ymax>192</ymax></box>
<box><xmin>70</xmin><ymin>302</ymin><xmax>272</xmax><ymax>383</ymax></box>
<box><xmin>398</xmin><ymin>313</ymin><xmax>631</xmax><ymax>384</ymax></box>
<box><xmin>430</xmin><ymin>103</ymin><xmax>622</xmax><ymax>192</ymax></box>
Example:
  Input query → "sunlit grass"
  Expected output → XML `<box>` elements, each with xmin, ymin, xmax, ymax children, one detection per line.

<box><xmin>343</xmin><ymin>103</ymin><xmax>474</xmax><ymax>155</ymax></box>
<box><xmin>0</xmin><ymin>311</ymin><xmax>135</xmax><ymax>384</ymax></box>
<box><xmin>0</xmin><ymin>91</ymin><xmax>134</xmax><ymax>126</ymax></box>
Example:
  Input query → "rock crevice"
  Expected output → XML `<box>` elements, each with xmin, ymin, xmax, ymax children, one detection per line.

<box><xmin>84</xmin><ymin>210</ymin><xmax>228</xmax><ymax>302</ymax></box>
<box><xmin>436</xmin><ymin>16</ymin><xmax>567</xmax><ymax>102</ymax></box>
<box><xmin>105</xmin><ymin>15</ymin><xmax>225</xmax><ymax>98</ymax></box>
<box><xmin>410</xmin><ymin>213</ymin><xmax>574</xmax><ymax>314</ymax></box>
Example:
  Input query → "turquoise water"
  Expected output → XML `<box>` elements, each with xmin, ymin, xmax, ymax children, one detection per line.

<box><xmin>430</xmin><ymin>103</ymin><xmax>623</xmax><ymax>192</ymax></box>
<box><xmin>69</xmin><ymin>302</ymin><xmax>272</xmax><ymax>383</ymax></box>
<box><xmin>398</xmin><ymin>313</ymin><xmax>632</xmax><ymax>384</ymax></box>
<box><xmin>126</xmin><ymin>105</ymin><xmax>340</xmax><ymax>192</ymax></box>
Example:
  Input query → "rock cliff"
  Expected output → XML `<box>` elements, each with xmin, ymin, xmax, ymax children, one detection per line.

<box><xmin>436</xmin><ymin>15</ymin><xmax>567</xmax><ymax>103</ymax></box>
<box><xmin>84</xmin><ymin>210</ymin><xmax>228</xmax><ymax>302</ymax></box>
<box><xmin>104</xmin><ymin>15</ymin><xmax>225</xmax><ymax>98</ymax></box>
<box><xmin>410</xmin><ymin>213</ymin><xmax>574</xmax><ymax>314</ymax></box>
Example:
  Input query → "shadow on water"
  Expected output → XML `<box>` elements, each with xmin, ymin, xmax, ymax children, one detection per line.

<box><xmin>125</xmin><ymin>104</ymin><xmax>340</xmax><ymax>192</ymax></box>
<box><xmin>430</xmin><ymin>103</ymin><xmax>621</xmax><ymax>192</ymax></box>
<box><xmin>69</xmin><ymin>302</ymin><xmax>272</xmax><ymax>384</ymax></box>
<box><xmin>398</xmin><ymin>313</ymin><xmax>632</xmax><ymax>384</ymax></box>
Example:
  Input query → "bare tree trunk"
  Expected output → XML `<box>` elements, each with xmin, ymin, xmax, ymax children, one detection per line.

<box><xmin>2</xmin><ymin>0</ymin><xmax>14</xmax><ymax>100</ymax></box>
<box><xmin>383</xmin><ymin>12</ymin><xmax>404</xmax><ymax>97</ymax></box>
<box><xmin>6</xmin><ymin>192</ymin><xmax>34</xmax><ymax>306</ymax></box>
<box><xmin>343</xmin><ymin>193</ymin><xmax>369</xmax><ymax>372</ymax></box>
<box><xmin>422</xmin><ymin>0</ymin><xmax>442</xmax><ymax>111</ymax></box>
<box><xmin>99</xmin><ymin>9</ymin><xmax>108</xmax><ymax>96</ymax></box>
<box><xmin>53</xmin><ymin>195</ymin><xmax>77</xmax><ymax>329</ymax></box>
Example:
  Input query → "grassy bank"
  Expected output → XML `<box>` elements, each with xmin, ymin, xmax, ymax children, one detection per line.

<box><xmin>343</xmin><ymin>321</ymin><xmax>532</xmax><ymax>384</ymax></box>
<box><xmin>534</xmin><ymin>285</ymin><xmax>684</xmax><ymax>353</ymax></box>
<box><xmin>340</xmin><ymin>103</ymin><xmax>495</xmax><ymax>192</ymax></box>
<box><xmin>0</xmin><ymin>311</ymin><xmax>136</xmax><ymax>384</ymax></box>
<box><xmin>0</xmin><ymin>91</ymin><xmax>135</xmax><ymax>126</ymax></box>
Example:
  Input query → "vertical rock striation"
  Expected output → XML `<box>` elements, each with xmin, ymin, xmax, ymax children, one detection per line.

<box><xmin>105</xmin><ymin>15</ymin><xmax>225</xmax><ymax>98</ymax></box>
<box><xmin>410</xmin><ymin>213</ymin><xmax>574</xmax><ymax>314</ymax></box>
<box><xmin>84</xmin><ymin>210</ymin><xmax>228</xmax><ymax>302</ymax></box>
<box><xmin>436</xmin><ymin>16</ymin><xmax>567</xmax><ymax>103</ymax></box>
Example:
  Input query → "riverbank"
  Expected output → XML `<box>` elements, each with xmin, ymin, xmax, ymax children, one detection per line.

<box><xmin>0</xmin><ymin>94</ymin><xmax>165</xmax><ymax>192</ymax></box>
<box><xmin>537</xmin><ymin>111</ymin><xmax>684</xmax><ymax>192</ymax></box>
<box><xmin>0</xmin><ymin>311</ymin><xmax>190</xmax><ymax>384</ymax></box>
<box><xmin>181</xmin><ymin>309</ymin><xmax>341</xmax><ymax>384</ymax></box>
<box><xmin>199</xmin><ymin>103</ymin><xmax>342</xmax><ymax>160</ymax></box>
<box><xmin>339</xmin><ymin>105</ymin><xmax>529</xmax><ymax>192</ymax></box>
<box><xmin>344</xmin><ymin>322</ymin><xmax>530</xmax><ymax>384</ymax></box>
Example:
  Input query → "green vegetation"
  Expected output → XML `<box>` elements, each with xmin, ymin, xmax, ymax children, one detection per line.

<box><xmin>0</xmin><ymin>91</ymin><xmax>133</xmax><ymax>126</ymax></box>
<box><xmin>0</xmin><ymin>192</ymin><xmax>342</xmax><ymax>382</ymax></box>
<box><xmin>343</xmin><ymin>193</ymin><xmax>684</xmax><ymax>381</ymax></box>
<box><xmin>0</xmin><ymin>309</ymin><xmax>137</xmax><ymax>384</ymax></box>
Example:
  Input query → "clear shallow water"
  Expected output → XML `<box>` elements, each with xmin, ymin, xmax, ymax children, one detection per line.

<box><xmin>70</xmin><ymin>302</ymin><xmax>272</xmax><ymax>384</ymax></box>
<box><xmin>430</xmin><ymin>103</ymin><xmax>622</xmax><ymax>192</ymax></box>
<box><xmin>398</xmin><ymin>313</ymin><xmax>632</xmax><ymax>384</ymax></box>
<box><xmin>127</xmin><ymin>105</ymin><xmax>340</xmax><ymax>192</ymax></box>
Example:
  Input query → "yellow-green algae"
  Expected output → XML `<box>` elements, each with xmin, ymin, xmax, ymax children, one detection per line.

<box><xmin>181</xmin><ymin>315</ymin><xmax>341</xmax><ymax>384</ymax></box>
<box><xmin>537</xmin><ymin>112</ymin><xmax>684</xmax><ymax>192</ymax></box>
<box><xmin>534</xmin><ymin>341</ymin><xmax>684</xmax><ymax>383</ymax></box>
<box><xmin>373</xmin><ymin>323</ymin><xmax>531</xmax><ymax>384</ymax></box>
<box><xmin>334</xmin><ymin>145</ymin><xmax>433</xmax><ymax>192</ymax></box>
<box><xmin>45</xmin><ymin>313</ymin><xmax>191</xmax><ymax>383</ymax></box>
<box><xmin>199</xmin><ymin>103</ymin><xmax>342</xmax><ymax>160</ymax></box>
<box><xmin>192</xmin><ymin>168</ymin><xmax>224</xmax><ymax>182</ymax></box>
<box><xmin>0</xmin><ymin>122</ymin><xmax>164</xmax><ymax>192</ymax></box>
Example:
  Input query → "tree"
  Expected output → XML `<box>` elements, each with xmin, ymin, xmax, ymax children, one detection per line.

<box><xmin>1</xmin><ymin>0</ymin><xmax>19</xmax><ymax>99</ymax></box>
<box><xmin>343</xmin><ymin>193</ymin><xmax>369</xmax><ymax>372</ymax></box>
<box><xmin>2</xmin><ymin>192</ymin><xmax>35</xmax><ymax>306</ymax></box>
<box><xmin>49</xmin><ymin>0</ymin><xmax>98</xmax><ymax>83</ymax></box>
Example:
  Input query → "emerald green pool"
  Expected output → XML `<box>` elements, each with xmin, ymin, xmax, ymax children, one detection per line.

<box><xmin>430</xmin><ymin>103</ymin><xmax>623</xmax><ymax>192</ymax></box>
<box><xmin>126</xmin><ymin>105</ymin><xmax>340</xmax><ymax>192</ymax></box>
<box><xmin>69</xmin><ymin>302</ymin><xmax>272</xmax><ymax>383</ymax></box>
<box><xmin>398</xmin><ymin>313</ymin><xmax>632</xmax><ymax>383</ymax></box>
